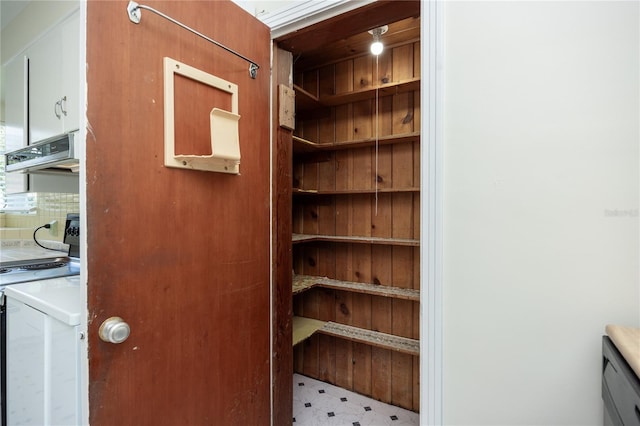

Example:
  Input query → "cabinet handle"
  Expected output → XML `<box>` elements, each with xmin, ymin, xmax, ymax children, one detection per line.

<box><xmin>54</xmin><ymin>100</ymin><xmax>62</xmax><ymax>119</ymax></box>
<box><xmin>60</xmin><ymin>95</ymin><xmax>68</xmax><ymax>116</ymax></box>
<box><xmin>635</xmin><ymin>405</ymin><xmax>640</xmax><ymax>422</ymax></box>
<box><xmin>54</xmin><ymin>96</ymin><xmax>67</xmax><ymax>119</ymax></box>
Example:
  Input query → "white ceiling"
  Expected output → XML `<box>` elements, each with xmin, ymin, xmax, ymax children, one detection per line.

<box><xmin>232</xmin><ymin>0</ymin><xmax>303</xmax><ymax>19</ymax></box>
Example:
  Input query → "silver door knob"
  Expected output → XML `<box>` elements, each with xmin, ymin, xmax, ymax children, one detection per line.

<box><xmin>99</xmin><ymin>317</ymin><xmax>131</xmax><ymax>344</ymax></box>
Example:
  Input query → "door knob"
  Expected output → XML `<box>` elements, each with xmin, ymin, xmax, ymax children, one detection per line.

<box><xmin>99</xmin><ymin>317</ymin><xmax>131</xmax><ymax>344</ymax></box>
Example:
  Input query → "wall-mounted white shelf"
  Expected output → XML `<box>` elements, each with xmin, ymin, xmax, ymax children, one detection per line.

<box><xmin>163</xmin><ymin>57</ymin><xmax>241</xmax><ymax>174</ymax></box>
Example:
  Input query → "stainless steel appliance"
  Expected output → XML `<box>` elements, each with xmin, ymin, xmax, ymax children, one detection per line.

<box><xmin>0</xmin><ymin>215</ymin><xmax>80</xmax><ymax>286</ymax></box>
<box><xmin>602</xmin><ymin>336</ymin><xmax>640</xmax><ymax>426</ymax></box>
<box><xmin>0</xmin><ymin>213</ymin><xmax>80</xmax><ymax>425</ymax></box>
<box><xmin>0</xmin><ymin>257</ymin><xmax>80</xmax><ymax>286</ymax></box>
<box><xmin>4</xmin><ymin>131</ymin><xmax>79</xmax><ymax>175</ymax></box>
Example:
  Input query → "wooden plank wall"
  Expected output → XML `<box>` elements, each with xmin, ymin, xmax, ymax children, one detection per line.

<box><xmin>292</xmin><ymin>41</ymin><xmax>420</xmax><ymax>411</ymax></box>
<box><xmin>272</xmin><ymin>46</ymin><xmax>294</xmax><ymax>426</ymax></box>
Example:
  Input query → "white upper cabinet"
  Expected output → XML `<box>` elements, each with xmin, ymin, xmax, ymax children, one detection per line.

<box><xmin>28</xmin><ymin>10</ymin><xmax>80</xmax><ymax>143</ymax></box>
<box><xmin>2</xmin><ymin>56</ymin><xmax>27</xmax><ymax>151</ymax></box>
<box><xmin>60</xmin><ymin>11</ymin><xmax>80</xmax><ymax>135</ymax></box>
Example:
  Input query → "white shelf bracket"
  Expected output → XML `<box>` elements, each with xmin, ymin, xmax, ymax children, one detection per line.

<box><xmin>163</xmin><ymin>57</ymin><xmax>241</xmax><ymax>174</ymax></box>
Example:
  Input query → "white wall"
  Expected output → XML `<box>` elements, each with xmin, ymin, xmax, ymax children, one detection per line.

<box><xmin>443</xmin><ymin>2</ymin><xmax>639</xmax><ymax>425</ymax></box>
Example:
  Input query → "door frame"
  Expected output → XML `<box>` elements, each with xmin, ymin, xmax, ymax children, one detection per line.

<box><xmin>265</xmin><ymin>1</ymin><xmax>445</xmax><ymax>424</ymax></box>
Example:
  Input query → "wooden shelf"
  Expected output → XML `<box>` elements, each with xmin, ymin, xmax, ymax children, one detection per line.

<box><xmin>295</xmin><ymin>78</ymin><xmax>420</xmax><ymax>113</ymax></box>
<box><xmin>293</xmin><ymin>187</ymin><xmax>419</xmax><ymax>196</ymax></box>
<box><xmin>320</xmin><ymin>322</ymin><xmax>419</xmax><ymax>356</ymax></box>
<box><xmin>293</xmin><ymin>316</ymin><xmax>419</xmax><ymax>356</ymax></box>
<box><xmin>293</xmin><ymin>132</ymin><xmax>419</xmax><ymax>153</ymax></box>
<box><xmin>293</xmin><ymin>275</ymin><xmax>419</xmax><ymax>301</ymax></box>
<box><xmin>293</xmin><ymin>84</ymin><xmax>321</xmax><ymax>111</ymax></box>
<box><xmin>292</xmin><ymin>233</ymin><xmax>419</xmax><ymax>247</ymax></box>
<box><xmin>320</xmin><ymin>78</ymin><xmax>420</xmax><ymax>107</ymax></box>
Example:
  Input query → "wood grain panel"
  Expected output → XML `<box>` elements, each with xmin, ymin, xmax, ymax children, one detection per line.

<box><xmin>392</xmin><ymin>44</ymin><xmax>414</xmax><ymax>82</ymax></box>
<box><xmin>413</xmin><ymin>42</ymin><xmax>421</xmax><ymax>78</ymax></box>
<box><xmin>276</xmin><ymin>2</ymin><xmax>420</xmax><ymax>70</ymax></box>
<box><xmin>318</xmin><ymin>65</ymin><xmax>335</xmax><ymax>101</ymax></box>
<box><xmin>374</xmin><ymin>50</ymin><xmax>392</xmax><ymax>86</ymax></box>
<box><xmin>293</xmin><ymin>294</ymin><xmax>305</xmax><ymax>372</ymax></box>
<box><xmin>392</xmin><ymin>352</ymin><xmax>414</xmax><ymax>410</ymax></box>
<box><xmin>375</xmin><ymin>145</ymin><xmax>393</xmax><ymax>191</ymax></box>
<box><xmin>272</xmin><ymin>45</ymin><xmax>293</xmax><ymax>426</ymax></box>
<box><xmin>173</xmin><ymin>74</ymin><xmax>233</xmax><ymax>155</ymax></box>
<box><xmin>334</xmin><ymin>289</ymin><xmax>353</xmax><ymax>389</ymax></box>
<box><xmin>87</xmin><ymin>1</ymin><xmax>271</xmax><ymax>424</ymax></box>
<box><xmin>392</xmin><ymin>93</ymin><xmax>415</xmax><ymax>137</ymax></box>
<box><xmin>289</xmin><ymin>12</ymin><xmax>421</xmax><ymax>412</ymax></box>
<box><xmin>372</xmin><ymin>193</ymin><xmax>392</xmax><ymax>237</ymax></box>
<box><xmin>371</xmin><ymin>244</ymin><xmax>393</xmax><ymax>403</ymax></box>
<box><xmin>302</xmin><ymin>69</ymin><xmax>319</xmax><ymax>98</ymax></box>
<box><xmin>353</xmin><ymin>100</ymin><xmax>373</xmax><ymax>142</ymax></box>
<box><xmin>302</xmin><ymin>289</ymin><xmax>321</xmax><ymax>378</ymax></box>
<box><xmin>353</xmin><ymin>55</ymin><xmax>373</xmax><ymax>91</ymax></box>
<box><xmin>413</xmin><ymin>355</ymin><xmax>420</xmax><ymax>411</ymax></box>
<box><xmin>378</xmin><ymin>95</ymin><xmax>393</xmax><ymax>139</ymax></box>
<box><xmin>335</xmin><ymin>61</ymin><xmax>353</xmax><ymax>95</ymax></box>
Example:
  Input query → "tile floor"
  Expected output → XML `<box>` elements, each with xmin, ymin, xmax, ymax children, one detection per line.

<box><xmin>293</xmin><ymin>373</ymin><xmax>419</xmax><ymax>426</ymax></box>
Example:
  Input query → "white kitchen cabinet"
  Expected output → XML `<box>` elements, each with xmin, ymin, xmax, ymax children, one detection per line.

<box><xmin>6</xmin><ymin>280</ymin><xmax>81</xmax><ymax>426</ymax></box>
<box><xmin>27</xmin><ymin>10</ymin><xmax>80</xmax><ymax>143</ymax></box>
<box><xmin>1</xmin><ymin>56</ymin><xmax>28</xmax><ymax>193</ymax></box>
<box><xmin>60</xmin><ymin>11</ymin><xmax>80</xmax><ymax>135</ymax></box>
<box><xmin>2</xmin><ymin>57</ymin><xmax>27</xmax><ymax>151</ymax></box>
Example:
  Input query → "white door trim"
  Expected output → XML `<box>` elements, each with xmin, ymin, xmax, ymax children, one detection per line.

<box><xmin>259</xmin><ymin>0</ymin><xmax>376</xmax><ymax>39</ymax></box>
<box><xmin>421</xmin><ymin>0</ymin><xmax>445</xmax><ymax>424</ymax></box>
<box><xmin>263</xmin><ymin>0</ymin><xmax>446</xmax><ymax>423</ymax></box>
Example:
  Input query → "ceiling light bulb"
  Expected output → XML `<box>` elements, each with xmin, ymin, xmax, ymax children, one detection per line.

<box><xmin>370</xmin><ymin>41</ymin><xmax>383</xmax><ymax>55</ymax></box>
<box><xmin>368</xmin><ymin>25</ymin><xmax>388</xmax><ymax>57</ymax></box>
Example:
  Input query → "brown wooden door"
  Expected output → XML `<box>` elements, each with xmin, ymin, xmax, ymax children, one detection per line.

<box><xmin>86</xmin><ymin>1</ymin><xmax>271</xmax><ymax>424</ymax></box>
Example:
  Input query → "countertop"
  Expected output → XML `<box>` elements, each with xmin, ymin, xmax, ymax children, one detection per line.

<box><xmin>606</xmin><ymin>324</ymin><xmax>640</xmax><ymax>379</ymax></box>
<box><xmin>2</xmin><ymin>243</ymin><xmax>81</xmax><ymax>326</ymax></box>
<box><xmin>4</xmin><ymin>276</ymin><xmax>81</xmax><ymax>326</ymax></box>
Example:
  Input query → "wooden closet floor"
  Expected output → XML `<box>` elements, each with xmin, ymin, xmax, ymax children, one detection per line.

<box><xmin>293</xmin><ymin>374</ymin><xmax>419</xmax><ymax>426</ymax></box>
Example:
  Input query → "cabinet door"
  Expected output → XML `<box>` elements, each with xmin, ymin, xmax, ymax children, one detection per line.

<box><xmin>7</xmin><ymin>298</ymin><xmax>46</xmax><ymax>425</ymax></box>
<box><xmin>6</xmin><ymin>298</ymin><xmax>79</xmax><ymax>425</ymax></box>
<box><xmin>27</xmin><ymin>24</ymin><xmax>64</xmax><ymax>142</ymax></box>
<box><xmin>50</xmin><ymin>316</ymin><xmax>80</xmax><ymax>425</ymax></box>
<box><xmin>1</xmin><ymin>56</ymin><xmax>28</xmax><ymax>193</ymax></box>
<box><xmin>60</xmin><ymin>11</ymin><xmax>80</xmax><ymax>133</ymax></box>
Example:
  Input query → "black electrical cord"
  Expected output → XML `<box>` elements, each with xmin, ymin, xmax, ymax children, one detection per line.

<box><xmin>33</xmin><ymin>224</ymin><xmax>58</xmax><ymax>251</ymax></box>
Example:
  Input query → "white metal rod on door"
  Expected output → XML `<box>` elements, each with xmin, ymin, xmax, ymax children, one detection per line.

<box><xmin>126</xmin><ymin>1</ymin><xmax>260</xmax><ymax>79</ymax></box>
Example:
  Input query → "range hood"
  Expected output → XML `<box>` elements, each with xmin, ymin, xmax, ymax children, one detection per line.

<box><xmin>5</xmin><ymin>131</ymin><xmax>79</xmax><ymax>174</ymax></box>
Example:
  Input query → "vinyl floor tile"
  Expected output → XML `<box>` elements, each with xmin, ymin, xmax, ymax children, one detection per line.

<box><xmin>293</xmin><ymin>374</ymin><xmax>419</xmax><ymax>426</ymax></box>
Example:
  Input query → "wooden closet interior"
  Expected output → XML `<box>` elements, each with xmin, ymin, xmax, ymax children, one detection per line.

<box><xmin>273</xmin><ymin>0</ymin><xmax>421</xmax><ymax>416</ymax></box>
